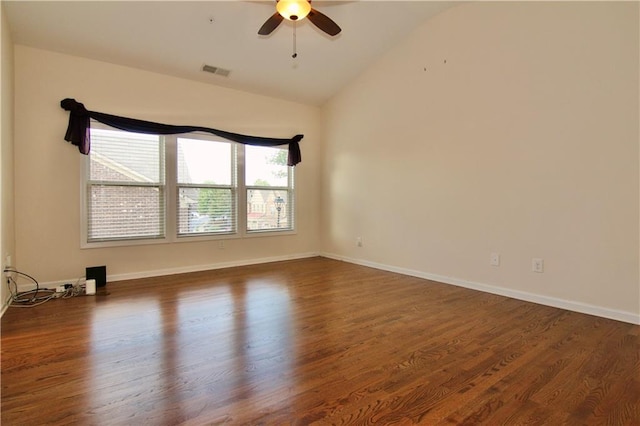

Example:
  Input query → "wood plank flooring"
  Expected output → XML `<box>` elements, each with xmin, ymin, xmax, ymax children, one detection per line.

<box><xmin>2</xmin><ymin>257</ymin><xmax>639</xmax><ymax>425</ymax></box>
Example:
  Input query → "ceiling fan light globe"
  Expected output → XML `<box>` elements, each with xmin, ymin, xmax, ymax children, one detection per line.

<box><xmin>276</xmin><ymin>0</ymin><xmax>311</xmax><ymax>21</ymax></box>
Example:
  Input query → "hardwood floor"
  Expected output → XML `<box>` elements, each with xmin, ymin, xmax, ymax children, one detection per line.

<box><xmin>2</xmin><ymin>257</ymin><xmax>638</xmax><ymax>425</ymax></box>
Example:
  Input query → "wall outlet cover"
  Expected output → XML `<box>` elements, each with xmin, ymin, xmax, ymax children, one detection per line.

<box><xmin>532</xmin><ymin>258</ymin><xmax>544</xmax><ymax>273</ymax></box>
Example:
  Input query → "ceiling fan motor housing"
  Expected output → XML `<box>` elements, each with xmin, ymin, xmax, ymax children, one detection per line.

<box><xmin>258</xmin><ymin>0</ymin><xmax>341</xmax><ymax>37</ymax></box>
<box><xmin>277</xmin><ymin>0</ymin><xmax>311</xmax><ymax>21</ymax></box>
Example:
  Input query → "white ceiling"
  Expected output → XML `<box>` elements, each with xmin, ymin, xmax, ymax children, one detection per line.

<box><xmin>4</xmin><ymin>1</ymin><xmax>456</xmax><ymax>106</ymax></box>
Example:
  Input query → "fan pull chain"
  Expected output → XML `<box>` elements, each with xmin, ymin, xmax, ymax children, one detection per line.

<box><xmin>292</xmin><ymin>21</ymin><xmax>298</xmax><ymax>59</ymax></box>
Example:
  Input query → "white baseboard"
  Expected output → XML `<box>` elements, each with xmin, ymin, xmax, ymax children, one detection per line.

<box><xmin>8</xmin><ymin>251</ymin><xmax>638</xmax><ymax>325</ymax></box>
<box><xmin>1</xmin><ymin>293</ymin><xmax>12</xmax><ymax>317</ymax></box>
<box><xmin>321</xmin><ymin>252</ymin><xmax>640</xmax><ymax>325</ymax></box>
<box><xmin>107</xmin><ymin>252</ymin><xmax>320</xmax><ymax>282</ymax></box>
<box><xmin>15</xmin><ymin>252</ymin><xmax>320</xmax><ymax>293</ymax></box>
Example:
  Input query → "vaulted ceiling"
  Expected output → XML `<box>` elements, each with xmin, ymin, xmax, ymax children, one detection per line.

<box><xmin>4</xmin><ymin>1</ymin><xmax>456</xmax><ymax>105</ymax></box>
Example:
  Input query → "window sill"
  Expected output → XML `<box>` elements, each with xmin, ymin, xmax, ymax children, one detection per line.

<box><xmin>80</xmin><ymin>229</ymin><xmax>297</xmax><ymax>249</ymax></box>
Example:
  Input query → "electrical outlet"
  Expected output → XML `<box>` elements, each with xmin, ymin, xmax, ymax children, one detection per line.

<box><xmin>218</xmin><ymin>241</ymin><xmax>225</xmax><ymax>249</ymax></box>
<box><xmin>490</xmin><ymin>253</ymin><xmax>500</xmax><ymax>266</ymax></box>
<box><xmin>532</xmin><ymin>258</ymin><xmax>544</xmax><ymax>273</ymax></box>
<box><xmin>356</xmin><ymin>237</ymin><xmax>363</xmax><ymax>247</ymax></box>
<box><xmin>4</xmin><ymin>254</ymin><xmax>12</xmax><ymax>278</ymax></box>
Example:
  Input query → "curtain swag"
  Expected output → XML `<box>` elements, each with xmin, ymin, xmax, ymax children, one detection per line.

<box><xmin>60</xmin><ymin>98</ymin><xmax>303</xmax><ymax>166</ymax></box>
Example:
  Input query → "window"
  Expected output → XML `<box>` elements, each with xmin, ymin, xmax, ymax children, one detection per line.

<box><xmin>85</xmin><ymin>128</ymin><xmax>165</xmax><ymax>243</ymax></box>
<box><xmin>177</xmin><ymin>137</ymin><xmax>236</xmax><ymax>236</ymax></box>
<box><xmin>82</xmin><ymin>125</ymin><xmax>294</xmax><ymax>246</ymax></box>
<box><xmin>246</xmin><ymin>145</ymin><xmax>294</xmax><ymax>232</ymax></box>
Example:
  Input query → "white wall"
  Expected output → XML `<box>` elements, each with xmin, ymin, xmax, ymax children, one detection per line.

<box><xmin>1</xmin><ymin>4</ymin><xmax>15</xmax><ymax>312</ymax></box>
<box><xmin>14</xmin><ymin>46</ymin><xmax>321</xmax><ymax>284</ymax></box>
<box><xmin>321</xmin><ymin>2</ymin><xmax>639</xmax><ymax>323</ymax></box>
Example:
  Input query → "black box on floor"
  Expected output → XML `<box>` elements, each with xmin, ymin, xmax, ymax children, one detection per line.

<box><xmin>86</xmin><ymin>265</ymin><xmax>107</xmax><ymax>287</ymax></box>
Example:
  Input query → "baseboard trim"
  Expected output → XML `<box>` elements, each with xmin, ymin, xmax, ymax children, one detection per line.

<box><xmin>321</xmin><ymin>252</ymin><xmax>640</xmax><ymax>325</ymax></box>
<box><xmin>18</xmin><ymin>252</ymin><xmax>320</xmax><ymax>293</ymax></box>
<box><xmin>10</xmin><ymin>252</ymin><xmax>638</xmax><ymax>325</ymax></box>
<box><xmin>107</xmin><ymin>252</ymin><xmax>320</xmax><ymax>282</ymax></box>
<box><xmin>1</xmin><ymin>293</ymin><xmax>12</xmax><ymax>318</ymax></box>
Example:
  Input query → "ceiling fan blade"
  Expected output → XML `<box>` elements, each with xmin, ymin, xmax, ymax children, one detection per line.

<box><xmin>307</xmin><ymin>8</ymin><xmax>341</xmax><ymax>36</ymax></box>
<box><xmin>258</xmin><ymin>12</ymin><xmax>284</xmax><ymax>35</ymax></box>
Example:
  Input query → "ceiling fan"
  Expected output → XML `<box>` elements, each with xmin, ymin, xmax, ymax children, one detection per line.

<box><xmin>258</xmin><ymin>0</ymin><xmax>342</xmax><ymax>37</ymax></box>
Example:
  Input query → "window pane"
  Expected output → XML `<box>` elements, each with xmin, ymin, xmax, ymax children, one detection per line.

<box><xmin>177</xmin><ymin>138</ymin><xmax>232</xmax><ymax>185</ymax></box>
<box><xmin>90</xmin><ymin>128</ymin><xmax>162</xmax><ymax>183</ymax></box>
<box><xmin>245</xmin><ymin>145</ymin><xmax>289</xmax><ymax>187</ymax></box>
<box><xmin>247</xmin><ymin>189</ymin><xmax>291</xmax><ymax>231</ymax></box>
<box><xmin>88</xmin><ymin>185</ymin><xmax>164</xmax><ymax>241</ymax></box>
<box><xmin>178</xmin><ymin>188</ymin><xmax>234</xmax><ymax>235</ymax></box>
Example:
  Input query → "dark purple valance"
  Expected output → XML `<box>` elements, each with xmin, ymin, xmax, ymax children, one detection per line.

<box><xmin>60</xmin><ymin>98</ymin><xmax>303</xmax><ymax>166</ymax></box>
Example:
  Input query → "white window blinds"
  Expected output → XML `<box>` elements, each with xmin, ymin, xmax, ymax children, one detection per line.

<box><xmin>87</xmin><ymin>128</ymin><xmax>165</xmax><ymax>242</ymax></box>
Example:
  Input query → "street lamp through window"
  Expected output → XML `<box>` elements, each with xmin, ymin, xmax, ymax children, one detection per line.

<box><xmin>275</xmin><ymin>196</ymin><xmax>285</xmax><ymax>228</ymax></box>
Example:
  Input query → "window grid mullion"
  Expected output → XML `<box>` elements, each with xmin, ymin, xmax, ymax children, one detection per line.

<box><xmin>165</xmin><ymin>135</ymin><xmax>177</xmax><ymax>241</ymax></box>
<box><xmin>237</xmin><ymin>144</ymin><xmax>247</xmax><ymax>236</ymax></box>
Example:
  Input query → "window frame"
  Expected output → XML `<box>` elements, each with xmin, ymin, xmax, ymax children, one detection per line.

<box><xmin>80</xmin><ymin>124</ymin><xmax>296</xmax><ymax>248</ymax></box>
<box><xmin>245</xmin><ymin>152</ymin><xmax>295</xmax><ymax>234</ymax></box>
<box><xmin>175</xmin><ymin>134</ymin><xmax>238</xmax><ymax>239</ymax></box>
<box><xmin>80</xmin><ymin>126</ymin><xmax>167</xmax><ymax>247</ymax></box>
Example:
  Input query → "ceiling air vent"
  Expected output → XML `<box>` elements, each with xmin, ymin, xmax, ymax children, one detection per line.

<box><xmin>202</xmin><ymin>64</ymin><xmax>231</xmax><ymax>77</ymax></box>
